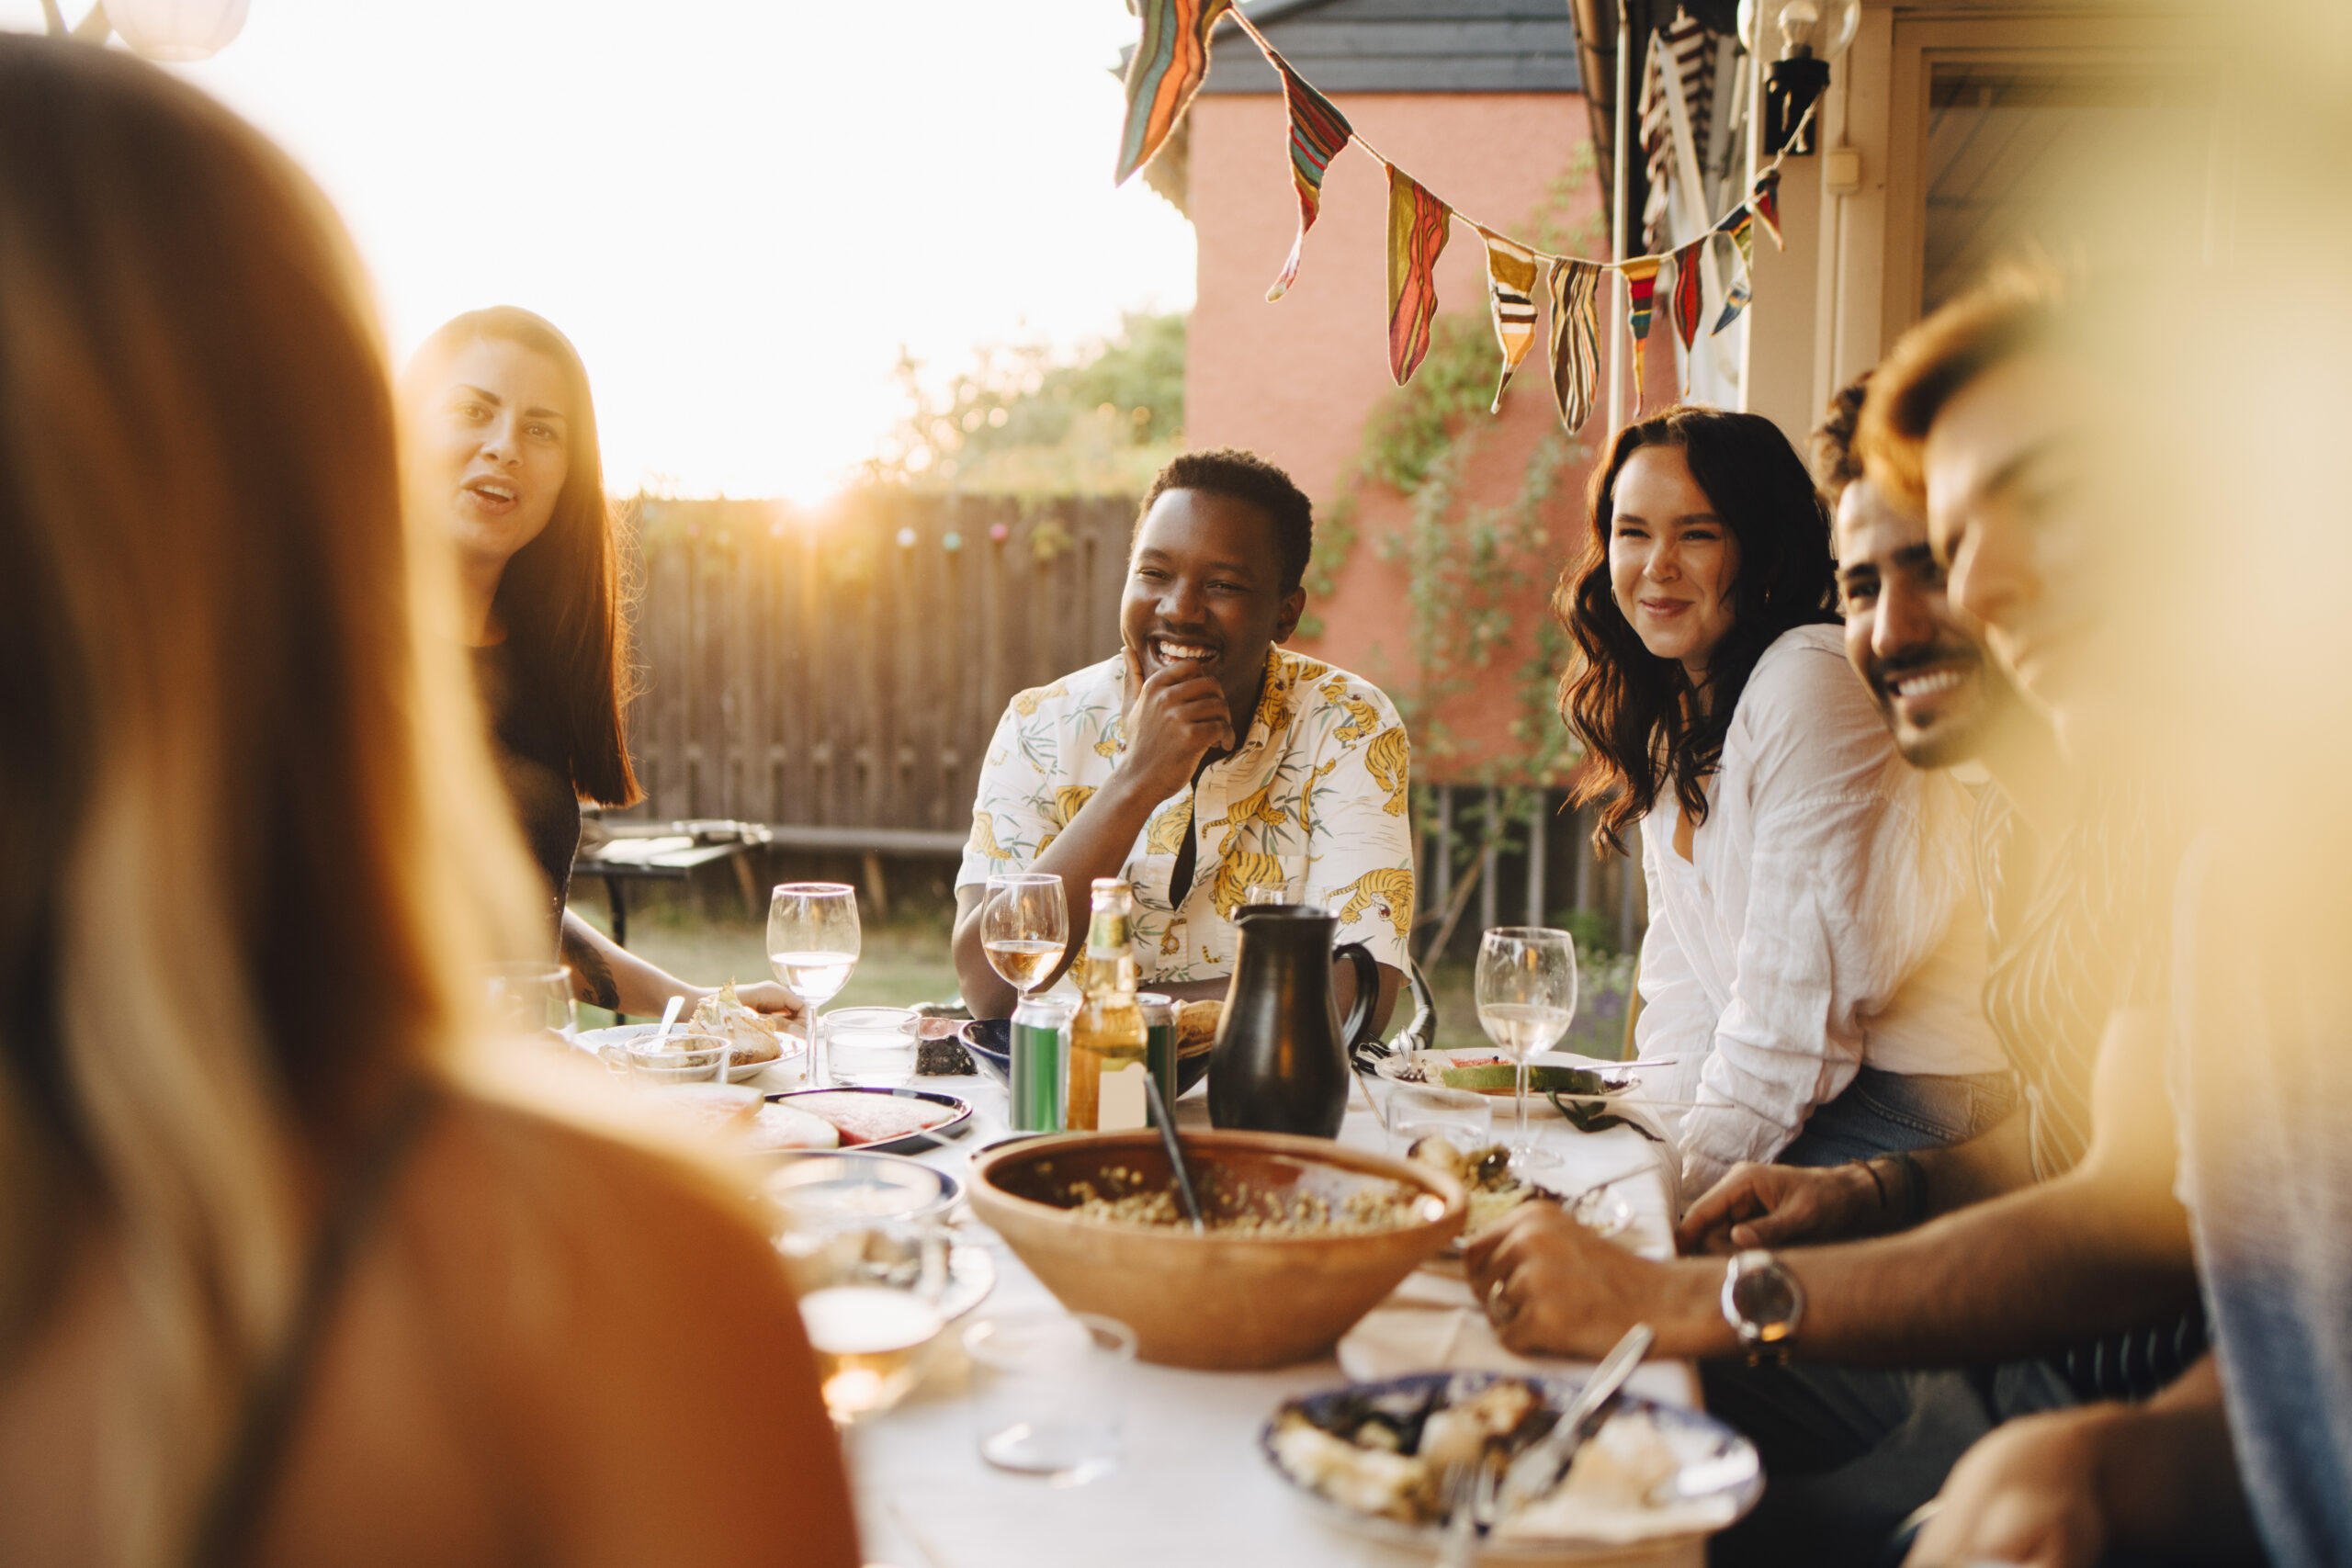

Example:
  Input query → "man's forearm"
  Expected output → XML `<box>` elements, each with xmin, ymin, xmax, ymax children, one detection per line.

<box><xmin>2094</xmin><ymin>1358</ymin><xmax>2260</xmax><ymax>1559</ymax></box>
<box><xmin>1637</xmin><ymin>1162</ymin><xmax>2199</xmax><ymax>1363</ymax></box>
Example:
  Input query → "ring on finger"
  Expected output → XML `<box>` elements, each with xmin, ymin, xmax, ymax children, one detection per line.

<box><xmin>1485</xmin><ymin>1276</ymin><xmax>1520</xmax><ymax>1325</ymax></box>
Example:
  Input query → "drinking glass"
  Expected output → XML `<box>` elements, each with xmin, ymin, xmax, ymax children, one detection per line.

<box><xmin>483</xmin><ymin>963</ymin><xmax>576</xmax><ymax>1047</ymax></box>
<box><xmin>1475</xmin><ymin>927</ymin><xmax>1578</xmax><ymax>1175</ymax></box>
<box><xmin>780</xmin><ymin>1214</ymin><xmax>947</xmax><ymax>1426</ymax></box>
<box><xmin>964</xmin><ymin>1308</ymin><xmax>1136</xmax><ymax>1484</ymax></box>
<box><xmin>982</xmin><ymin>873</ymin><xmax>1068</xmax><ymax>998</ymax></box>
<box><xmin>1243</xmin><ymin>882</ymin><xmax>1290</xmax><ymax>907</ymax></box>
<box><xmin>769</xmin><ymin>883</ymin><xmax>860</xmax><ymax>1087</ymax></box>
<box><xmin>825</xmin><ymin>1006</ymin><xmax>921</xmax><ymax>1088</ymax></box>
<box><xmin>1385</xmin><ymin>1083</ymin><xmax>1494</xmax><ymax>1159</ymax></box>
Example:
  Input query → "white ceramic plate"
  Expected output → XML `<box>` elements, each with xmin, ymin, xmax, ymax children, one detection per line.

<box><xmin>1375</xmin><ymin>1048</ymin><xmax>1639</xmax><ymax>1103</ymax></box>
<box><xmin>577</xmin><ymin>1022</ymin><xmax>803</xmax><ymax>1084</ymax></box>
<box><xmin>1261</xmin><ymin>1372</ymin><xmax>1760</xmax><ymax>1562</ymax></box>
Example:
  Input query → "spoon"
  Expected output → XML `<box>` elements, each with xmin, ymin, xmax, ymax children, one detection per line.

<box><xmin>1142</xmin><ymin>1074</ymin><xmax>1206</xmax><ymax>1235</ymax></box>
<box><xmin>650</xmin><ymin>992</ymin><xmax>685</xmax><ymax>1053</ymax></box>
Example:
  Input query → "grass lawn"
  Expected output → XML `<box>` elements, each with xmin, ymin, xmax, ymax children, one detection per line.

<box><xmin>571</xmin><ymin>888</ymin><xmax>1637</xmax><ymax>1058</ymax></box>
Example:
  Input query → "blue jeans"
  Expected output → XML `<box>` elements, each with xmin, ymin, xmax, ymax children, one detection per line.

<box><xmin>1777</xmin><ymin>1065</ymin><xmax>2017</xmax><ymax>1168</ymax></box>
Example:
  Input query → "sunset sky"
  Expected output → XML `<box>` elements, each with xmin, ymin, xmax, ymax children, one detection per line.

<box><xmin>0</xmin><ymin>0</ymin><xmax>1197</xmax><ymax>501</ymax></box>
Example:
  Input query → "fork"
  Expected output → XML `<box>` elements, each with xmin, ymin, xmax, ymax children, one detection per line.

<box><xmin>1434</xmin><ymin>1461</ymin><xmax>1494</xmax><ymax>1568</ymax></box>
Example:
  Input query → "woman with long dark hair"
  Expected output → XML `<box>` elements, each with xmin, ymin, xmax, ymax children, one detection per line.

<box><xmin>1557</xmin><ymin>407</ymin><xmax>2010</xmax><ymax>1192</ymax></box>
<box><xmin>0</xmin><ymin>38</ymin><xmax>853</xmax><ymax>1563</ymax></box>
<box><xmin>403</xmin><ymin>309</ymin><xmax>796</xmax><ymax>1020</ymax></box>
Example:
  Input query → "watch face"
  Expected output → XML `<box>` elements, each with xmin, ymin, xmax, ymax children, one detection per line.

<box><xmin>1731</xmin><ymin>1266</ymin><xmax>1801</xmax><ymax>1338</ymax></box>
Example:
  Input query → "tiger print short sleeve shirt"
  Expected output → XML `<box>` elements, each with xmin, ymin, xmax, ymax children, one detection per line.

<box><xmin>957</xmin><ymin>647</ymin><xmax>1418</xmax><ymax>984</ymax></box>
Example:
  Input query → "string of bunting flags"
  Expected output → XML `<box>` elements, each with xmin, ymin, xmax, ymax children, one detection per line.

<box><xmin>1114</xmin><ymin>0</ymin><xmax>1813</xmax><ymax>432</ymax></box>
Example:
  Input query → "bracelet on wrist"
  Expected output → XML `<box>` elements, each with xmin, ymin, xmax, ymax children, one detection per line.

<box><xmin>1875</xmin><ymin>1150</ymin><xmax>1929</xmax><ymax>1230</ymax></box>
<box><xmin>1846</xmin><ymin>1157</ymin><xmax>1893</xmax><ymax>1224</ymax></box>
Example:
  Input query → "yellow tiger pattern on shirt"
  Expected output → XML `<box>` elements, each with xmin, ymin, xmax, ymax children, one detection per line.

<box><xmin>1216</xmin><ymin>783</ymin><xmax>1288</xmax><ymax>838</ymax></box>
<box><xmin>1212</xmin><ymin>850</ymin><xmax>1288</xmax><ymax>918</ymax></box>
<box><xmin>1365</xmin><ymin>727</ymin><xmax>1408</xmax><ymax>816</ymax></box>
<box><xmin>1334</xmin><ymin>867</ymin><xmax>1416</xmax><ymax>944</ymax></box>
<box><xmin>1049</xmin><ymin>784</ymin><xmax>1096</xmax><ymax>827</ymax></box>
<box><xmin>1145</xmin><ymin>796</ymin><xmax>1193</xmax><ymax>854</ymax></box>
<box><xmin>967</xmin><ymin>808</ymin><xmax>1009</xmax><ymax>862</ymax></box>
<box><xmin>1011</xmin><ymin>679</ymin><xmax>1067</xmax><ymax>717</ymax></box>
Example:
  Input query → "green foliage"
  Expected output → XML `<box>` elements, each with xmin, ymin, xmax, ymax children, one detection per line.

<box><xmin>867</xmin><ymin>310</ymin><xmax>1187</xmax><ymax>498</ymax></box>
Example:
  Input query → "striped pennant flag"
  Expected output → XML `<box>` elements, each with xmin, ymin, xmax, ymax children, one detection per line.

<box><xmin>1264</xmin><ymin>51</ymin><xmax>1352</xmax><ymax>301</ymax></box>
<box><xmin>1545</xmin><ymin>257</ymin><xmax>1603</xmax><ymax>434</ymax></box>
<box><xmin>1712</xmin><ymin>207</ymin><xmax>1755</xmax><ymax>333</ymax></box>
<box><xmin>1385</xmin><ymin>164</ymin><xmax>1452</xmax><ymax>386</ymax></box>
<box><xmin>1750</xmin><ymin>168</ymin><xmax>1784</xmax><ymax>249</ymax></box>
<box><xmin>1114</xmin><ymin>0</ymin><xmax>1232</xmax><ymax>186</ymax></box>
<box><xmin>1619</xmin><ymin>254</ymin><xmax>1665</xmax><ymax>411</ymax></box>
<box><xmin>1669</xmin><ymin>238</ymin><xmax>1705</xmax><ymax>364</ymax></box>
<box><xmin>1478</xmin><ymin>227</ymin><xmax>1543</xmax><ymax>412</ymax></box>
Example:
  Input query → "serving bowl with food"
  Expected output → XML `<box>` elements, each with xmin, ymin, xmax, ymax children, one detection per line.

<box><xmin>967</xmin><ymin>1130</ymin><xmax>1464</xmax><ymax>1370</ymax></box>
<box><xmin>1263</xmin><ymin>1371</ymin><xmax>1759</xmax><ymax>1560</ymax></box>
<box><xmin>579</xmin><ymin>984</ymin><xmax>800</xmax><ymax>1084</ymax></box>
<box><xmin>1405</xmin><ymin>1135</ymin><xmax>1634</xmax><ymax>1249</ymax></box>
<box><xmin>1376</xmin><ymin>1049</ymin><xmax>1637</xmax><ymax>1104</ymax></box>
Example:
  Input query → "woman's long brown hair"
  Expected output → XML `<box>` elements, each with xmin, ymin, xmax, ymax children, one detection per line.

<box><xmin>0</xmin><ymin>37</ymin><xmax>544</xmax><ymax>1559</ymax></box>
<box><xmin>1557</xmin><ymin>407</ymin><xmax>1838</xmax><ymax>853</ymax></box>
<box><xmin>409</xmin><ymin>308</ymin><xmax>641</xmax><ymax>807</ymax></box>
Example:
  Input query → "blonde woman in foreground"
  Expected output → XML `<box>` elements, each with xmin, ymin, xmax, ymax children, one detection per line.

<box><xmin>0</xmin><ymin>36</ymin><xmax>856</xmax><ymax>1568</ymax></box>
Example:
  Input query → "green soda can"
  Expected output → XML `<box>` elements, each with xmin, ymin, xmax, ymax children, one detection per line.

<box><xmin>1010</xmin><ymin>998</ymin><xmax>1070</xmax><ymax>1133</ymax></box>
<box><xmin>1137</xmin><ymin>992</ymin><xmax>1179</xmax><ymax>1126</ymax></box>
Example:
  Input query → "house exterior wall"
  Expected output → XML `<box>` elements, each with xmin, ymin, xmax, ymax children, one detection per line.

<box><xmin>1185</xmin><ymin>90</ymin><xmax>1601</xmax><ymax>781</ymax></box>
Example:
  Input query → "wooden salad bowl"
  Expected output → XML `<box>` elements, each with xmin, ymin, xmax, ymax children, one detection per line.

<box><xmin>968</xmin><ymin>1130</ymin><xmax>1465</xmax><ymax>1371</ymax></box>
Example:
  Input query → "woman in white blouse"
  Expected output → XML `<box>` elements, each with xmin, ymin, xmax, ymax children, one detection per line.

<box><xmin>1557</xmin><ymin>407</ymin><xmax>2011</xmax><ymax>1194</ymax></box>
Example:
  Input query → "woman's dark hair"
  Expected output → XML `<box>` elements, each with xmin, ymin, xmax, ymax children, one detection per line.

<box><xmin>410</xmin><ymin>307</ymin><xmax>639</xmax><ymax>807</ymax></box>
<box><xmin>1556</xmin><ymin>406</ymin><xmax>1837</xmax><ymax>853</ymax></box>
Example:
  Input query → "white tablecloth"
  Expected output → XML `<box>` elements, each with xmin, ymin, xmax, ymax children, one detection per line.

<box><xmin>844</xmin><ymin>1066</ymin><xmax>1707</xmax><ymax>1568</ymax></box>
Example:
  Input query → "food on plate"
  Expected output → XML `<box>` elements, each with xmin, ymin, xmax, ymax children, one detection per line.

<box><xmin>786</xmin><ymin>1090</ymin><xmax>956</xmax><ymax>1147</ymax></box>
<box><xmin>685</xmin><ymin>982</ymin><xmax>786</xmax><ymax>1066</ymax></box>
<box><xmin>1175</xmin><ymin>999</ymin><xmax>1222</xmax><ymax>1056</ymax></box>
<box><xmin>1432</xmin><ymin>1058</ymin><xmax>1627</xmax><ymax>1097</ymax></box>
<box><xmin>748</xmin><ymin>1100</ymin><xmax>839</xmax><ymax>1152</ymax></box>
<box><xmin>1403</xmin><ymin>1135</ymin><xmax>1545</xmax><ymax>1238</ymax></box>
<box><xmin>915</xmin><ymin>1019</ymin><xmax>975</xmax><ymax>1077</ymax></box>
<box><xmin>1043</xmin><ymin>1161</ymin><xmax>1434</xmax><ymax>1236</ymax></box>
<box><xmin>1270</xmin><ymin>1377</ymin><xmax>1735</xmax><ymax>1540</ymax></box>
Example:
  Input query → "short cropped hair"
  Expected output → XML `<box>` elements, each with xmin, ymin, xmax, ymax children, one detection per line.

<box><xmin>1136</xmin><ymin>448</ymin><xmax>1315</xmax><ymax>593</ymax></box>
<box><xmin>1858</xmin><ymin>264</ymin><xmax>2066</xmax><ymax>506</ymax></box>
<box><xmin>1812</xmin><ymin>372</ymin><xmax>1870</xmax><ymax>501</ymax></box>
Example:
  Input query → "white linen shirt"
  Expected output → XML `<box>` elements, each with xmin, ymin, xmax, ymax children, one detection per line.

<box><xmin>956</xmin><ymin>648</ymin><xmax>1418</xmax><ymax>982</ymax></box>
<box><xmin>1633</xmin><ymin>624</ymin><xmax>2006</xmax><ymax>1191</ymax></box>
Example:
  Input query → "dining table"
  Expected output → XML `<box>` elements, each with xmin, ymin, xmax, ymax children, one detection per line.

<box><xmin>830</xmin><ymin>1051</ymin><xmax>1713</xmax><ymax>1568</ymax></box>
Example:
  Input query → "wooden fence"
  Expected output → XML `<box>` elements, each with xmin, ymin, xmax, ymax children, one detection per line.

<box><xmin>622</xmin><ymin>492</ymin><xmax>1134</xmax><ymax>843</ymax></box>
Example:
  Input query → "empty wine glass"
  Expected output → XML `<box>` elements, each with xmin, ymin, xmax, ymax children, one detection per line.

<box><xmin>982</xmin><ymin>873</ymin><xmax>1068</xmax><ymax>999</ymax></box>
<box><xmin>1475</xmin><ymin>927</ymin><xmax>1578</xmax><ymax>1175</ymax></box>
<box><xmin>768</xmin><ymin>883</ymin><xmax>860</xmax><ymax>1087</ymax></box>
<box><xmin>483</xmin><ymin>963</ymin><xmax>576</xmax><ymax>1048</ymax></box>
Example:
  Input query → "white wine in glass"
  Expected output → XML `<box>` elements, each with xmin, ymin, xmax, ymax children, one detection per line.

<box><xmin>1475</xmin><ymin>927</ymin><xmax>1579</xmax><ymax>1175</ymax></box>
<box><xmin>983</xmin><ymin>873</ymin><xmax>1069</xmax><ymax>998</ymax></box>
<box><xmin>768</xmin><ymin>882</ymin><xmax>860</xmax><ymax>1086</ymax></box>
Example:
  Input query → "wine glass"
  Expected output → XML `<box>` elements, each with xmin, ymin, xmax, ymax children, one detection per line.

<box><xmin>483</xmin><ymin>963</ymin><xmax>577</xmax><ymax>1048</ymax></box>
<box><xmin>1475</xmin><ymin>927</ymin><xmax>1578</xmax><ymax>1175</ymax></box>
<box><xmin>982</xmin><ymin>873</ymin><xmax>1068</xmax><ymax>999</ymax></box>
<box><xmin>768</xmin><ymin>883</ymin><xmax>861</xmax><ymax>1087</ymax></box>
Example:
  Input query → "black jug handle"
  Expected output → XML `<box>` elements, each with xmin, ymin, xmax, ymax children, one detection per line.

<box><xmin>1335</xmin><ymin>941</ymin><xmax>1382</xmax><ymax>1055</ymax></box>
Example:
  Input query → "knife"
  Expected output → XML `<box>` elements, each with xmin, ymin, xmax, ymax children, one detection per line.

<box><xmin>1498</xmin><ymin>1323</ymin><xmax>1655</xmax><ymax>1514</ymax></box>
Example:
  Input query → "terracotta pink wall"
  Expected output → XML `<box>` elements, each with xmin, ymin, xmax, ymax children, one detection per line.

<box><xmin>1186</xmin><ymin>91</ymin><xmax>1608</xmax><ymax>780</ymax></box>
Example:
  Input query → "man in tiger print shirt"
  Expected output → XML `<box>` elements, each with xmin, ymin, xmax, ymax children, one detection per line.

<box><xmin>953</xmin><ymin>449</ymin><xmax>1415</xmax><ymax>1026</ymax></box>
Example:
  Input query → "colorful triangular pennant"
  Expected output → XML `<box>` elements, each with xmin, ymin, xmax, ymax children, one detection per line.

<box><xmin>1545</xmin><ymin>257</ymin><xmax>1603</xmax><ymax>434</ymax></box>
<box><xmin>1749</xmin><ymin>169</ymin><xmax>1783</xmax><ymax>250</ymax></box>
<box><xmin>1478</xmin><ymin>227</ymin><xmax>1543</xmax><ymax>412</ymax></box>
<box><xmin>1669</xmin><ymin>239</ymin><xmax>1706</xmax><ymax>367</ymax></box>
<box><xmin>1264</xmin><ymin>51</ymin><xmax>1353</xmax><ymax>301</ymax></box>
<box><xmin>1619</xmin><ymin>254</ymin><xmax>1664</xmax><ymax>412</ymax></box>
<box><xmin>1114</xmin><ymin>0</ymin><xmax>1233</xmax><ymax>186</ymax></box>
<box><xmin>1711</xmin><ymin>206</ymin><xmax>1756</xmax><ymax>333</ymax></box>
<box><xmin>1385</xmin><ymin>164</ymin><xmax>1452</xmax><ymax>386</ymax></box>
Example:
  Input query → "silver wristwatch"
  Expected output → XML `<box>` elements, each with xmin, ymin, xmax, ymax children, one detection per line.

<box><xmin>1721</xmin><ymin>1248</ymin><xmax>1805</xmax><ymax>1362</ymax></box>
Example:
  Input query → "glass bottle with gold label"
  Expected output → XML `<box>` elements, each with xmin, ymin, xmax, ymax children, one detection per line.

<box><xmin>1066</xmin><ymin>878</ymin><xmax>1150</xmax><ymax>1132</ymax></box>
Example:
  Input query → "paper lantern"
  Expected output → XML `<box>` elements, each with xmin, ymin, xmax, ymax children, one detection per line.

<box><xmin>105</xmin><ymin>0</ymin><xmax>251</xmax><ymax>62</ymax></box>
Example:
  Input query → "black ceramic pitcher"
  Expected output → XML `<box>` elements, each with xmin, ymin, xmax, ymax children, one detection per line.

<box><xmin>1206</xmin><ymin>905</ymin><xmax>1381</xmax><ymax>1138</ymax></box>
